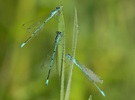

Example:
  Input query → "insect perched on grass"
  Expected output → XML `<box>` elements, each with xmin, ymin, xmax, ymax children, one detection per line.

<box><xmin>66</xmin><ymin>54</ymin><xmax>105</xmax><ymax>97</ymax></box>
<box><xmin>46</xmin><ymin>31</ymin><xmax>62</xmax><ymax>85</ymax></box>
<box><xmin>20</xmin><ymin>6</ymin><xmax>63</xmax><ymax>48</ymax></box>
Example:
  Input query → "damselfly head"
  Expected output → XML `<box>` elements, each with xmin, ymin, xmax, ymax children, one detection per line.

<box><xmin>56</xmin><ymin>31</ymin><xmax>62</xmax><ymax>36</ymax></box>
<box><xmin>56</xmin><ymin>5</ymin><xmax>63</xmax><ymax>11</ymax></box>
<box><xmin>66</xmin><ymin>54</ymin><xmax>72</xmax><ymax>61</ymax></box>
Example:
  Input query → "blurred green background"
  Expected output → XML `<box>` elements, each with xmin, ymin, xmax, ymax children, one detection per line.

<box><xmin>0</xmin><ymin>0</ymin><xmax>135</xmax><ymax>100</ymax></box>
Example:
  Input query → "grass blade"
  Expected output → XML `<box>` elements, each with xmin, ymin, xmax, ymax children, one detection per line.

<box><xmin>65</xmin><ymin>7</ymin><xmax>79</xmax><ymax>100</ymax></box>
<box><xmin>57</xmin><ymin>8</ymin><xmax>65</xmax><ymax>100</ymax></box>
<box><xmin>88</xmin><ymin>95</ymin><xmax>92</xmax><ymax>100</ymax></box>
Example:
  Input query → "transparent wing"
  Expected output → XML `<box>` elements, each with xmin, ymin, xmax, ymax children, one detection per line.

<box><xmin>22</xmin><ymin>16</ymin><xmax>47</xmax><ymax>34</ymax></box>
<box><xmin>81</xmin><ymin>65</ymin><xmax>103</xmax><ymax>84</ymax></box>
<box><xmin>74</xmin><ymin>59</ymin><xmax>103</xmax><ymax>84</ymax></box>
<box><xmin>66</xmin><ymin>53</ymin><xmax>105</xmax><ymax>96</ymax></box>
<box><xmin>40</xmin><ymin>55</ymin><xmax>59</xmax><ymax>81</ymax></box>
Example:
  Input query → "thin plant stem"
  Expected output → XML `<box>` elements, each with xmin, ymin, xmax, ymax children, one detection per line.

<box><xmin>65</xmin><ymin>7</ymin><xmax>79</xmax><ymax>100</ymax></box>
<box><xmin>58</xmin><ymin>9</ymin><xmax>65</xmax><ymax>100</ymax></box>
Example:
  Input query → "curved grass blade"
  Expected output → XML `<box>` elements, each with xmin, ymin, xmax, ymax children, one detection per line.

<box><xmin>65</xmin><ymin>7</ymin><xmax>79</xmax><ymax>100</ymax></box>
<box><xmin>57</xmin><ymin>7</ymin><xmax>65</xmax><ymax>100</ymax></box>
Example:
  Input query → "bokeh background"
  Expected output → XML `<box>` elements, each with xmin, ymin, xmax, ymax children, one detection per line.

<box><xmin>0</xmin><ymin>0</ymin><xmax>135</xmax><ymax>100</ymax></box>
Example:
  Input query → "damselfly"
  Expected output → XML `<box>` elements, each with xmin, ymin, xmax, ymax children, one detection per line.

<box><xmin>20</xmin><ymin>6</ymin><xmax>63</xmax><ymax>48</ymax></box>
<box><xmin>46</xmin><ymin>31</ymin><xmax>62</xmax><ymax>85</ymax></box>
<box><xmin>66</xmin><ymin>54</ymin><xmax>105</xmax><ymax>97</ymax></box>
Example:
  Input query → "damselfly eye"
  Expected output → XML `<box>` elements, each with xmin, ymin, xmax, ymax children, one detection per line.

<box><xmin>56</xmin><ymin>6</ymin><xmax>60</xmax><ymax>10</ymax></box>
